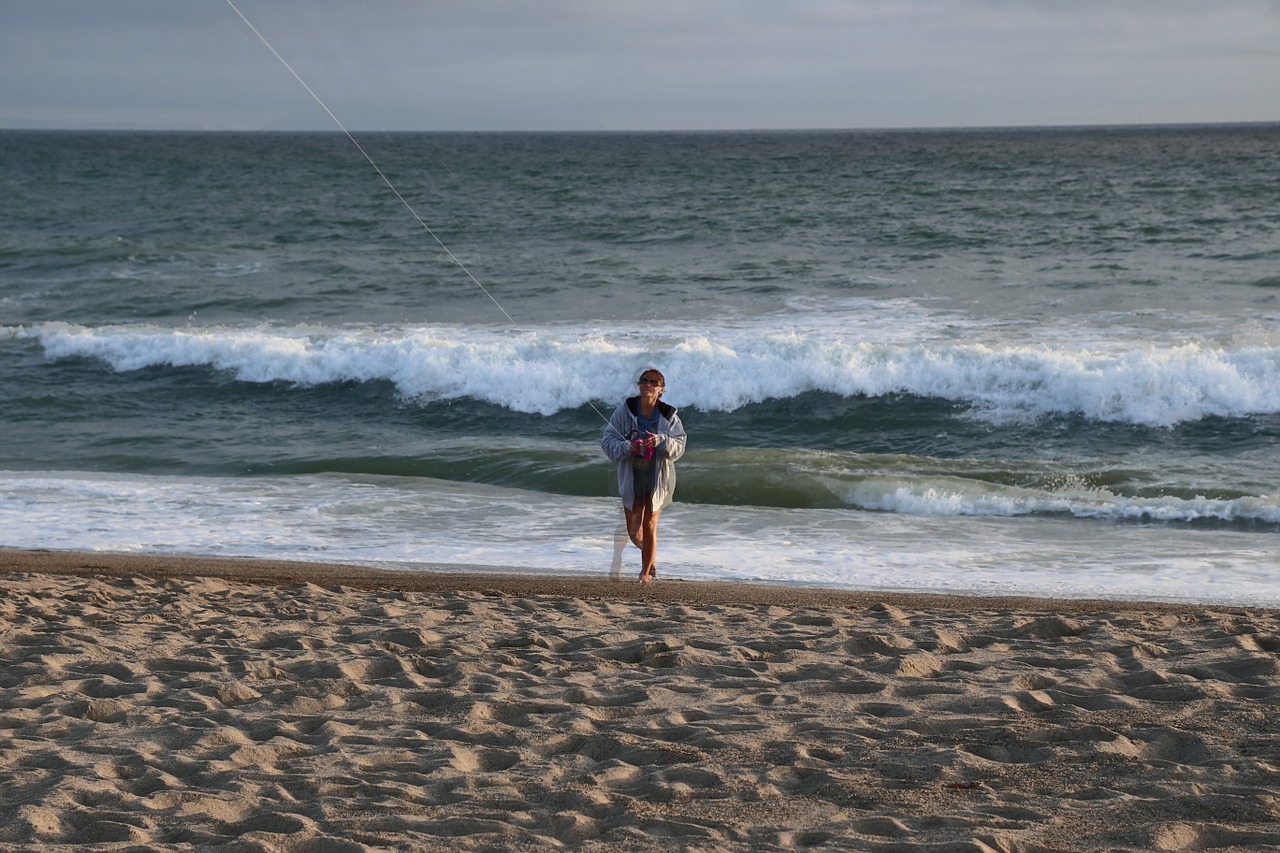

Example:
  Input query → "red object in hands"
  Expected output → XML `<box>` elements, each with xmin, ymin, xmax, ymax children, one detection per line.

<box><xmin>632</xmin><ymin>434</ymin><xmax>655</xmax><ymax>461</ymax></box>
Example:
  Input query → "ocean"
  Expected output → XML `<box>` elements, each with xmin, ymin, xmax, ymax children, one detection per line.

<box><xmin>3</xmin><ymin>125</ymin><xmax>1280</xmax><ymax>605</ymax></box>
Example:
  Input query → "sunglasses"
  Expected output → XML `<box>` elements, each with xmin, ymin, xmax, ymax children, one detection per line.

<box><xmin>638</xmin><ymin>377</ymin><xmax>663</xmax><ymax>386</ymax></box>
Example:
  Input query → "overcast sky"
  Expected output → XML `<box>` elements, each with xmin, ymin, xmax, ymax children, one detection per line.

<box><xmin>2</xmin><ymin>0</ymin><xmax>1278</xmax><ymax>132</ymax></box>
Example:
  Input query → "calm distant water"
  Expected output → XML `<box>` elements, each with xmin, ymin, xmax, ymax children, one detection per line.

<box><xmin>3</xmin><ymin>126</ymin><xmax>1280</xmax><ymax>604</ymax></box>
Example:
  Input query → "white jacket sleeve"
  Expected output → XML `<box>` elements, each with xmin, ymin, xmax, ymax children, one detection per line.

<box><xmin>601</xmin><ymin>404</ymin><xmax>635</xmax><ymax>463</ymax></box>
<box><xmin>659</xmin><ymin>411</ymin><xmax>687</xmax><ymax>462</ymax></box>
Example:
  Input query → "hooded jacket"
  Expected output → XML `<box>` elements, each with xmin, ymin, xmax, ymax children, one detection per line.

<box><xmin>601</xmin><ymin>396</ymin><xmax>687</xmax><ymax>510</ymax></box>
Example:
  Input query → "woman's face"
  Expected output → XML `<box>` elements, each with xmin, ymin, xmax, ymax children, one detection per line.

<box><xmin>638</xmin><ymin>372</ymin><xmax>664</xmax><ymax>401</ymax></box>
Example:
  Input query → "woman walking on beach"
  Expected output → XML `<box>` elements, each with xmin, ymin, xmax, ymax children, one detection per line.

<box><xmin>602</xmin><ymin>368</ymin><xmax>687</xmax><ymax>583</ymax></box>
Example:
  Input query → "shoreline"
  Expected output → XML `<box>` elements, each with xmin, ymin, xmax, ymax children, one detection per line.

<box><xmin>4</xmin><ymin>547</ymin><xmax>1279</xmax><ymax>851</ymax></box>
<box><xmin>3</xmin><ymin>547</ymin><xmax>1270</xmax><ymax>616</ymax></box>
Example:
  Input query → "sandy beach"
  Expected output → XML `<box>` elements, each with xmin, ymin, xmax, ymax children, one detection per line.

<box><xmin>2</xmin><ymin>548</ymin><xmax>1278</xmax><ymax>852</ymax></box>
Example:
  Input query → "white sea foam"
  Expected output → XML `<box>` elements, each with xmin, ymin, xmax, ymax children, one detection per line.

<box><xmin>846</xmin><ymin>478</ymin><xmax>1280</xmax><ymax>524</ymax></box>
<box><xmin>19</xmin><ymin>312</ymin><xmax>1280</xmax><ymax>426</ymax></box>
<box><xmin>2</xmin><ymin>470</ymin><xmax>1278</xmax><ymax>607</ymax></box>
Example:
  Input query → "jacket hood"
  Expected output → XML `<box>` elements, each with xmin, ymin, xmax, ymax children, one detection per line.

<box><xmin>626</xmin><ymin>396</ymin><xmax>676</xmax><ymax>420</ymax></box>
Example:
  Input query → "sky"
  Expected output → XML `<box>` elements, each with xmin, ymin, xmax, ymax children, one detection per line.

<box><xmin>2</xmin><ymin>0</ymin><xmax>1278</xmax><ymax>132</ymax></box>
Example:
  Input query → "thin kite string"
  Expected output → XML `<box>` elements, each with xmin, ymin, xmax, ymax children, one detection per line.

<box><xmin>224</xmin><ymin>0</ymin><xmax>613</xmax><ymax>424</ymax></box>
<box><xmin>224</xmin><ymin>0</ymin><xmax>515</xmax><ymax>325</ymax></box>
<box><xmin>302</xmin><ymin>33</ymin><xmax>535</xmax><ymax>319</ymax></box>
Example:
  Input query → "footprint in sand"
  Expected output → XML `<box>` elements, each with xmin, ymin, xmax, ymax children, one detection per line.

<box><xmin>448</xmin><ymin>745</ymin><xmax>521</xmax><ymax>773</ymax></box>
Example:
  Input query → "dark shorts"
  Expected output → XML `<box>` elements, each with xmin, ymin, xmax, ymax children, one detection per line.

<box><xmin>632</xmin><ymin>459</ymin><xmax>658</xmax><ymax>500</ymax></box>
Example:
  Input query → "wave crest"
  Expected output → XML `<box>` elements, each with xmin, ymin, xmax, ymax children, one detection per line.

<box><xmin>20</xmin><ymin>321</ymin><xmax>1280</xmax><ymax>425</ymax></box>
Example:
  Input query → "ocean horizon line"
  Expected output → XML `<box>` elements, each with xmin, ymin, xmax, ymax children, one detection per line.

<box><xmin>3</xmin><ymin>119</ymin><xmax>1278</xmax><ymax>136</ymax></box>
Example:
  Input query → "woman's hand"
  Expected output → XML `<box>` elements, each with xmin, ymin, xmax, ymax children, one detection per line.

<box><xmin>631</xmin><ymin>432</ymin><xmax>661</xmax><ymax>457</ymax></box>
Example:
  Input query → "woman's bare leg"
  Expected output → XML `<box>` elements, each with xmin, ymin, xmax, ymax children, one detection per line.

<box><xmin>630</xmin><ymin>497</ymin><xmax>660</xmax><ymax>583</ymax></box>
<box><xmin>640</xmin><ymin>510</ymin><xmax>659</xmax><ymax>582</ymax></box>
<box><xmin>624</xmin><ymin>503</ymin><xmax>644</xmax><ymax>549</ymax></box>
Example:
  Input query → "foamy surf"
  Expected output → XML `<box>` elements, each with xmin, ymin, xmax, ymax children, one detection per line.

<box><xmin>2</xmin><ymin>469</ymin><xmax>1277</xmax><ymax>606</ymax></box>
<box><xmin>19</xmin><ymin>315</ymin><xmax>1280</xmax><ymax>425</ymax></box>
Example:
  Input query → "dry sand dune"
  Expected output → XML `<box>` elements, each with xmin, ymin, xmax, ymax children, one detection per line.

<box><xmin>2</xmin><ymin>551</ymin><xmax>1279</xmax><ymax>851</ymax></box>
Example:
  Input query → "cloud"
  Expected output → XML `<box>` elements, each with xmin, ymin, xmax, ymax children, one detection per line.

<box><xmin>1</xmin><ymin>0</ymin><xmax>1277</xmax><ymax>130</ymax></box>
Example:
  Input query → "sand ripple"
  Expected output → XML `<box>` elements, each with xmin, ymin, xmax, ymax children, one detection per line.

<box><xmin>2</xmin><ymin>569</ymin><xmax>1279</xmax><ymax>851</ymax></box>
